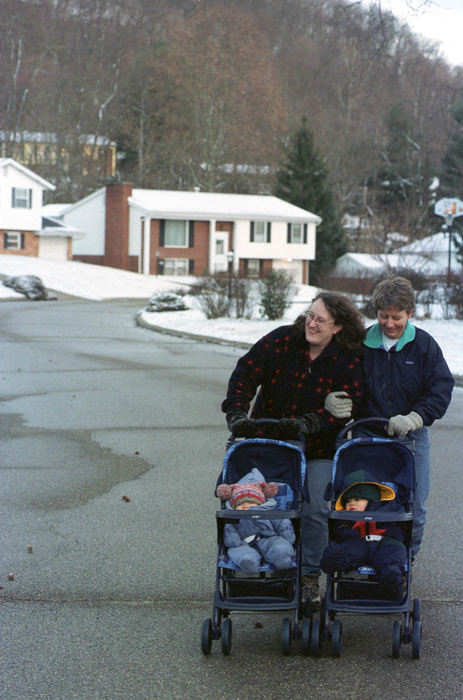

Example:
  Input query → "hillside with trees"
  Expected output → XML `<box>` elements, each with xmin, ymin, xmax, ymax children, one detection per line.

<box><xmin>1</xmin><ymin>0</ymin><xmax>462</xmax><ymax>257</ymax></box>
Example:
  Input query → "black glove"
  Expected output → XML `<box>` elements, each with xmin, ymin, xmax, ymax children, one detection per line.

<box><xmin>278</xmin><ymin>414</ymin><xmax>321</xmax><ymax>439</ymax></box>
<box><xmin>226</xmin><ymin>412</ymin><xmax>257</xmax><ymax>437</ymax></box>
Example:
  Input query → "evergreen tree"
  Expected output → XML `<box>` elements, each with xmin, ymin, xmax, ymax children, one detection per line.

<box><xmin>274</xmin><ymin>119</ymin><xmax>346</xmax><ymax>284</ymax></box>
<box><xmin>440</xmin><ymin>99</ymin><xmax>463</xmax><ymax>197</ymax></box>
<box><xmin>439</xmin><ymin>99</ymin><xmax>463</xmax><ymax>266</ymax></box>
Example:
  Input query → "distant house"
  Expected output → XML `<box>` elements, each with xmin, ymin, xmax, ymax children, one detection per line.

<box><xmin>0</xmin><ymin>158</ymin><xmax>83</xmax><ymax>261</ymax></box>
<box><xmin>396</xmin><ymin>232</ymin><xmax>462</xmax><ymax>277</ymax></box>
<box><xmin>326</xmin><ymin>237</ymin><xmax>457</xmax><ymax>293</ymax></box>
<box><xmin>61</xmin><ymin>184</ymin><xmax>321</xmax><ymax>284</ymax></box>
<box><xmin>0</xmin><ymin>130</ymin><xmax>117</xmax><ymax>180</ymax></box>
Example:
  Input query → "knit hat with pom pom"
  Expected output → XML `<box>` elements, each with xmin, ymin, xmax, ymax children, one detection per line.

<box><xmin>216</xmin><ymin>481</ymin><xmax>278</xmax><ymax>508</ymax></box>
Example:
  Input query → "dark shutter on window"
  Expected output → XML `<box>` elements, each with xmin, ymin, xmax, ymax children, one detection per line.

<box><xmin>188</xmin><ymin>221</ymin><xmax>194</xmax><ymax>247</ymax></box>
<box><xmin>303</xmin><ymin>224</ymin><xmax>307</xmax><ymax>244</ymax></box>
<box><xmin>11</xmin><ymin>189</ymin><xmax>15</xmax><ymax>207</ymax></box>
<box><xmin>250</xmin><ymin>221</ymin><xmax>254</xmax><ymax>242</ymax></box>
<box><xmin>159</xmin><ymin>220</ymin><xmax>165</xmax><ymax>247</ymax></box>
<box><xmin>287</xmin><ymin>223</ymin><xmax>291</xmax><ymax>243</ymax></box>
<box><xmin>28</xmin><ymin>189</ymin><xmax>32</xmax><ymax>208</ymax></box>
<box><xmin>3</xmin><ymin>233</ymin><xmax>8</xmax><ymax>248</ymax></box>
<box><xmin>189</xmin><ymin>259</ymin><xmax>194</xmax><ymax>274</ymax></box>
<box><xmin>20</xmin><ymin>233</ymin><xmax>25</xmax><ymax>249</ymax></box>
<box><xmin>267</xmin><ymin>222</ymin><xmax>271</xmax><ymax>242</ymax></box>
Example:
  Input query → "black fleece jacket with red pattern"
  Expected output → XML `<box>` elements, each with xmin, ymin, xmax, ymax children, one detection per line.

<box><xmin>222</xmin><ymin>323</ymin><xmax>363</xmax><ymax>459</ymax></box>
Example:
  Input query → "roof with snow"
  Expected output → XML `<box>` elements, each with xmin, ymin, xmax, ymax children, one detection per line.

<box><xmin>129</xmin><ymin>189</ymin><xmax>322</xmax><ymax>223</ymax></box>
<box><xmin>0</xmin><ymin>157</ymin><xmax>55</xmax><ymax>190</ymax></box>
<box><xmin>332</xmin><ymin>251</ymin><xmax>444</xmax><ymax>276</ymax></box>
<box><xmin>396</xmin><ymin>231</ymin><xmax>454</xmax><ymax>254</ymax></box>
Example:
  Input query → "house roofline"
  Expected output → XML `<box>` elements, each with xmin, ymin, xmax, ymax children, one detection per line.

<box><xmin>128</xmin><ymin>198</ymin><xmax>321</xmax><ymax>224</ymax></box>
<box><xmin>0</xmin><ymin>157</ymin><xmax>56</xmax><ymax>190</ymax></box>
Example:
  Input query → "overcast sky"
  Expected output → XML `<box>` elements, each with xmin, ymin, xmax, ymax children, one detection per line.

<box><xmin>370</xmin><ymin>0</ymin><xmax>463</xmax><ymax>67</ymax></box>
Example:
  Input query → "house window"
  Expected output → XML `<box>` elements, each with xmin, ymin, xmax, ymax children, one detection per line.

<box><xmin>163</xmin><ymin>258</ymin><xmax>189</xmax><ymax>275</ymax></box>
<box><xmin>215</xmin><ymin>239</ymin><xmax>224</xmax><ymax>255</ymax></box>
<box><xmin>3</xmin><ymin>232</ymin><xmax>23</xmax><ymax>250</ymax></box>
<box><xmin>252</xmin><ymin>221</ymin><xmax>266</xmax><ymax>242</ymax></box>
<box><xmin>251</xmin><ymin>221</ymin><xmax>271</xmax><ymax>242</ymax></box>
<box><xmin>12</xmin><ymin>187</ymin><xmax>32</xmax><ymax>208</ymax></box>
<box><xmin>288</xmin><ymin>223</ymin><xmax>303</xmax><ymax>243</ymax></box>
<box><xmin>165</xmin><ymin>220</ymin><xmax>187</xmax><ymax>247</ymax></box>
<box><xmin>246</xmin><ymin>259</ymin><xmax>261</xmax><ymax>277</ymax></box>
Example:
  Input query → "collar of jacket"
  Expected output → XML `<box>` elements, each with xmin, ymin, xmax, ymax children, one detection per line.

<box><xmin>364</xmin><ymin>320</ymin><xmax>416</xmax><ymax>351</ymax></box>
<box><xmin>306</xmin><ymin>336</ymin><xmax>342</xmax><ymax>359</ymax></box>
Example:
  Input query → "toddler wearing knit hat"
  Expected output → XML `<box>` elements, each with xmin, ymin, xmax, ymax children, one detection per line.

<box><xmin>217</xmin><ymin>477</ymin><xmax>295</xmax><ymax>573</ymax></box>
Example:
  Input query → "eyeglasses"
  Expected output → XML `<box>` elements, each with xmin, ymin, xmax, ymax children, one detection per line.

<box><xmin>306</xmin><ymin>313</ymin><xmax>334</xmax><ymax>327</ymax></box>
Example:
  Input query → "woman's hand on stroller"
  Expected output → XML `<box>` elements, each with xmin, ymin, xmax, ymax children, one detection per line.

<box><xmin>226</xmin><ymin>412</ymin><xmax>258</xmax><ymax>437</ymax></box>
<box><xmin>324</xmin><ymin>391</ymin><xmax>353</xmax><ymax>419</ymax></box>
<box><xmin>278</xmin><ymin>413</ymin><xmax>321</xmax><ymax>439</ymax></box>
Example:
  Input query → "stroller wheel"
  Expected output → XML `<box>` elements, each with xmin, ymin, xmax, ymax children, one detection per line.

<box><xmin>412</xmin><ymin>621</ymin><xmax>422</xmax><ymax>659</ymax></box>
<box><xmin>392</xmin><ymin>620</ymin><xmax>402</xmax><ymax>658</ymax></box>
<box><xmin>412</xmin><ymin>598</ymin><xmax>421</xmax><ymax>623</ymax></box>
<box><xmin>301</xmin><ymin>618</ymin><xmax>311</xmax><ymax>656</ymax></box>
<box><xmin>201</xmin><ymin>617</ymin><xmax>212</xmax><ymax>655</ymax></box>
<box><xmin>310</xmin><ymin>617</ymin><xmax>321</xmax><ymax>657</ymax></box>
<box><xmin>282</xmin><ymin>617</ymin><xmax>292</xmax><ymax>655</ymax></box>
<box><xmin>331</xmin><ymin>619</ymin><xmax>343</xmax><ymax>658</ymax></box>
<box><xmin>221</xmin><ymin>617</ymin><xmax>232</xmax><ymax>656</ymax></box>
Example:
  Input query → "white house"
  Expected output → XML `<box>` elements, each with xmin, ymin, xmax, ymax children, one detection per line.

<box><xmin>0</xmin><ymin>158</ymin><xmax>82</xmax><ymax>260</ymax></box>
<box><xmin>61</xmin><ymin>184</ymin><xmax>321</xmax><ymax>284</ymax></box>
<box><xmin>395</xmin><ymin>231</ymin><xmax>462</xmax><ymax>277</ymax></box>
<box><xmin>327</xmin><ymin>232</ymin><xmax>462</xmax><ymax>292</ymax></box>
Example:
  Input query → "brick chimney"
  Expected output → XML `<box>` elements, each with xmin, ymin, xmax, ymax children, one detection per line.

<box><xmin>104</xmin><ymin>183</ymin><xmax>133</xmax><ymax>270</ymax></box>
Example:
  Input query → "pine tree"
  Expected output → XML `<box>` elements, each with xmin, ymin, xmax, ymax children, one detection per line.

<box><xmin>440</xmin><ymin>100</ymin><xmax>463</xmax><ymax>197</ymax></box>
<box><xmin>274</xmin><ymin>119</ymin><xmax>346</xmax><ymax>284</ymax></box>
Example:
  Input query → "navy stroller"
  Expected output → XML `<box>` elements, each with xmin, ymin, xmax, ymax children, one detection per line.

<box><xmin>311</xmin><ymin>418</ymin><xmax>422</xmax><ymax>659</ymax></box>
<box><xmin>201</xmin><ymin>419</ymin><xmax>307</xmax><ymax>656</ymax></box>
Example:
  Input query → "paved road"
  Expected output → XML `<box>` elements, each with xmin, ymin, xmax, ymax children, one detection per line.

<box><xmin>0</xmin><ymin>299</ymin><xmax>462</xmax><ymax>699</ymax></box>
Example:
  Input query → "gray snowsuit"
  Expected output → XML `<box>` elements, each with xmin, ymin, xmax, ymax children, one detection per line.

<box><xmin>224</xmin><ymin>499</ymin><xmax>296</xmax><ymax>573</ymax></box>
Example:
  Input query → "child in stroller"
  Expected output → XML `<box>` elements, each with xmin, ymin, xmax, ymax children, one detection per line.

<box><xmin>320</xmin><ymin>469</ymin><xmax>407</xmax><ymax>601</ymax></box>
<box><xmin>311</xmin><ymin>418</ymin><xmax>422</xmax><ymax>660</ymax></box>
<box><xmin>216</xmin><ymin>473</ymin><xmax>296</xmax><ymax>574</ymax></box>
<box><xmin>201</xmin><ymin>422</ymin><xmax>307</xmax><ymax>656</ymax></box>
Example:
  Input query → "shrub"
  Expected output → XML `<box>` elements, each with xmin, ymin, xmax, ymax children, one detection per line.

<box><xmin>191</xmin><ymin>276</ymin><xmax>232</xmax><ymax>319</ymax></box>
<box><xmin>258</xmin><ymin>269</ymin><xmax>294</xmax><ymax>320</ymax></box>
<box><xmin>446</xmin><ymin>274</ymin><xmax>463</xmax><ymax>319</ymax></box>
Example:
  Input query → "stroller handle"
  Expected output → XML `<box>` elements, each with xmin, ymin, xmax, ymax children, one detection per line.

<box><xmin>336</xmin><ymin>417</ymin><xmax>389</xmax><ymax>441</ymax></box>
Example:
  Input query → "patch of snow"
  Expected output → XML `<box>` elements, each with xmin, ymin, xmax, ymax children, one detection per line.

<box><xmin>0</xmin><ymin>255</ymin><xmax>461</xmax><ymax>377</ymax></box>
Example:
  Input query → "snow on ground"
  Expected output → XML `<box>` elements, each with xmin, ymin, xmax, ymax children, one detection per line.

<box><xmin>1</xmin><ymin>254</ymin><xmax>462</xmax><ymax>377</ymax></box>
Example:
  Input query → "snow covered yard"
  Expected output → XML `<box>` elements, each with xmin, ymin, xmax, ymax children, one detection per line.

<box><xmin>1</xmin><ymin>254</ymin><xmax>462</xmax><ymax>377</ymax></box>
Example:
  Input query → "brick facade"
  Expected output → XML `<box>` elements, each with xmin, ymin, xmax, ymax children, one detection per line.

<box><xmin>103</xmin><ymin>183</ymin><xmax>133</xmax><ymax>270</ymax></box>
<box><xmin>0</xmin><ymin>230</ymin><xmax>39</xmax><ymax>256</ymax></box>
<box><xmin>150</xmin><ymin>218</ymin><xmax>211</xmax><ymax>275</ymax></box>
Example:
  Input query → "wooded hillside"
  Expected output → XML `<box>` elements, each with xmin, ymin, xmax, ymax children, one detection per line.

<box><xmin>1</xmin><ymin>0</ymin><xmax>462</xmax><ymax>248</ymax></box>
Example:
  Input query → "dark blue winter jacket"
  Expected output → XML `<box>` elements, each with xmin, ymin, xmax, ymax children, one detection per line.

<box><xmin>362</xmin><ymin>321</ymin><xmax>454</xmax><ymax>425</ymax></box>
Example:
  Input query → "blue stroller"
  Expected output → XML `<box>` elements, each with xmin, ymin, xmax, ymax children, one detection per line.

<box><xmin>311</xmin><ymin>418</ymin><xmax>422</xmax><ymax>659</ymax></box>
<box><xmin>201</xmin><ymin>419</ymin><xmax>307</xmax><ymax>656</ymax></box>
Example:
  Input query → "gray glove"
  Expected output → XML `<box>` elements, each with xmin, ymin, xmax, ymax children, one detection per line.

<box><xmin>387</xmin><ymin>411</ymin><xmax>423</xmax><ymax>440</ymax></box>
<box><xmin>324</xmin><ymin>391</ymin><xmax>353</xmax><ymax>419</ymax></box>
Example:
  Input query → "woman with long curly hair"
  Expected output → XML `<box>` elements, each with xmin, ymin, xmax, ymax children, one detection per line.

<box><xmin>222</xmin><ymin>291</ymin><xmax>365</xmax><ymax>607</ymax></box>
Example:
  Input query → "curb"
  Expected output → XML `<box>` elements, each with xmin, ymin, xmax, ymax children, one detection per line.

<box><xmin>135</xmin><ymin>311</ymin><xmax>252</xmax><ymax>350</ymax></box>
<box><xmin>135</xmin><ymin>311</ymin><xmax>463</xmax><ymax>386</ymax></box>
